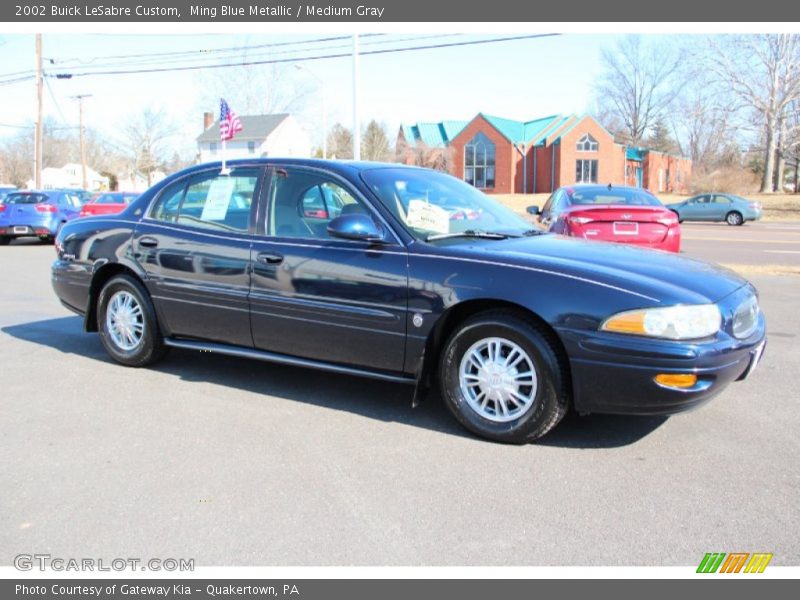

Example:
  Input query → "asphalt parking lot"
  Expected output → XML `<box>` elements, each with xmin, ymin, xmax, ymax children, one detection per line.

<box><xmin>1</xmin><ymin>232</ymin><xmax>798</xmax><ymax>567</ymax></box>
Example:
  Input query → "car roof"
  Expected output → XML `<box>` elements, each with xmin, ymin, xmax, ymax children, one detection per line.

<box><xmin>193</xmin><ymin>158</ymin><xmax>431</xmax><ymax>177</ymax></box>
<box><xmin>560</xmin><ymin>184</ymin><xmax>655</xmax><ymax>194</ymax></box>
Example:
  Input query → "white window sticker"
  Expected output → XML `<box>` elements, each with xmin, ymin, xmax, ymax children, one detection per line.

<box><xmin>406</xmin><ymin>199</ymin><xmax>450</xmax><ymax>234</ymax></box>
<box><xmin>200</xmin><ymin>178</ymin><xmax>236</xmax><ymax>221</ymax></box>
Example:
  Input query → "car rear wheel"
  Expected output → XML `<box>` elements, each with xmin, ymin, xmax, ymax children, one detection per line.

<box><xmin>97</xmin><ymin>275</ymin><xmax>166</xmax><ymax>367</ymax></box>
<box><xmin>439</xmin><ymin>311</ymin><xmax>569</xmax><ymax>443</ymax></box>
<box><xmin>726</xmin><ymin>211</ymin><xmax>744</xmax><ymax>226</ymax></box>
<box><xmin>0</xmin><ymin>236</ymin><xmax>9</xmax><ymax>246</ymax></box>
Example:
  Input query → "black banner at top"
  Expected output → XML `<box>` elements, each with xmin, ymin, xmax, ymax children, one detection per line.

<box><xmin>1</xmin><ymin>0</ymin><xmax>797</xmax><ymax>22</ymax></box>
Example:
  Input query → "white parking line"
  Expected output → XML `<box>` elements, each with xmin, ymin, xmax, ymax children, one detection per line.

<box><xmin>763</xmin><ymin>250</ymin><xmax>800</xmax><ymax>254</ymax></box>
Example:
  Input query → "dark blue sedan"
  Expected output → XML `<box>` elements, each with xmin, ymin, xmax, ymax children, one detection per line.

<box><xmin>0</xmin><ymin>190</ymin><xmax>83</xmax><ymax>244</ymax></box>
<box><xmin>50</xmin><ymin>160</ymin><xmax>766</xmax><ymax>443</ymax></box>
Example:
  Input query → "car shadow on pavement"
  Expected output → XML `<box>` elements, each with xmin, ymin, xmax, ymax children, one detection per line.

<box><xmin>2</xmin><ymin>316</ymin><xmax>667</xmax><ymax>449</ymax></box>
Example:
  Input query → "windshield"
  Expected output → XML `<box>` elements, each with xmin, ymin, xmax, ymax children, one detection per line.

<box><xmin>566</xmin><ymin>186</ymin><xmax>662</xmax><ymax>207</ymax></box>
<box><xmin>361</xmin><ymin>168</ymin><xmax>531</xmax><ymax>241</ymax></box>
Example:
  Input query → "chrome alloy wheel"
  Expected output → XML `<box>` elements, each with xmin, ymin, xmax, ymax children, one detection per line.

<box><xmin>458</xmin><ymin>337</ymin><xmax>538</xmax><ymax>422</ymax></box>
<box><xmin>106</xmin><ymin>290</ymin><xmax>144</xmax><ymax>351</ymax></box>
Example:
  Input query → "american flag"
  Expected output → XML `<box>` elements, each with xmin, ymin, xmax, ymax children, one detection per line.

<box><xmin>219</xmin><ymin>98</ymin><xmax>243</xmax><ymax>141</ymax></box>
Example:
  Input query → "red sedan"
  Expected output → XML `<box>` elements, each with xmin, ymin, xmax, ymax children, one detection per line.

<box><xmin>79</xmin><ymin>192</ymin><xmax>139</xmax><ymax>218</ymax></box>
<box><xmin>530</xmin><ymin>184</ymin><xmax>681</xmax><ymax>252</ymax></box>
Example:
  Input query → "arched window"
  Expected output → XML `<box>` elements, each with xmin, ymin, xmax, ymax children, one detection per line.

<box><xmin>464</xmin><ymin>132</ymin><xmax>496</xmax><ymax>189</ymax></box>
<box><xmin>576</xmin><ymin>133</ymin><xmax>598</xmax><ymax>152</ymax></box>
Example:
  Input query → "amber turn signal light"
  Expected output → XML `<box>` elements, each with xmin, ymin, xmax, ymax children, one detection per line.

<box><xmin>654</xmin><ymin>373</ymin><xmax>698</xmax><ymax>389</ymax></box>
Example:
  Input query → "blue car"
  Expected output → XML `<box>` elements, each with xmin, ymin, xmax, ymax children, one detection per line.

<box><xmin>51</xmin><ymin>160</ymin><xmax>766</xmax><ymax>443</ymax></box>
<box><xmin>0</xmin><ymin>190</ymin><xmax>83</xmax><ymax>244</ymax></box>
<box><xmin>666</xmin><ymin>193</ymin><xmax>763</xmax><ymax>226</ymax></box>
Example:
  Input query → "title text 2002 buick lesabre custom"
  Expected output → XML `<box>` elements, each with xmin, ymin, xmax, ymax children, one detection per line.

<box><xmin>51</xmin><ymin>159</ymin><xmax>766</xmax><ymax>443</ymax></box>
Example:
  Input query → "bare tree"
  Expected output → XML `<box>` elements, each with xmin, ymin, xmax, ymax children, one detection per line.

<box><xmin>121</xmin><ymin>107</ymin><xmax>178</xmax><ymax>186</ymax></box>
<box><xmin>594</xmin><ymin>36</ymin><xmax>684</xmax><ymax>145</ymax></box>
<box><xmin>198</xmin><ymin>43</ymin><xmax>312</xmax><ymax>118</ymax></box>
<box><xmin>326</xmin><ymin>123</ymin><xmax>353</xmax><ymax>159</ymax></box>
<box><xmin>706</xmin><ymin>34</ymin><xmax>800</xmax><ymax>192</ymax></box>
<box><xmin>671</xmin><ymin>84</ymin><xmax>736</xmax><ymax>167</ymax></box>
<box><xmin>361</xmin><ymin>120</ymin><xmax>392</xmax><ymax>162</ymax></box>
<box><xmin>396</xmin><ymin>138</ymin><xmax>454</xmax><ymax>173</ymax></box>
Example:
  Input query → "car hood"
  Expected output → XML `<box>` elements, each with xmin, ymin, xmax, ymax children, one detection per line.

<box><xmin>451</xmin><ymin>233</ymin><xmax>747</xmax><ymax>306</ymax></box>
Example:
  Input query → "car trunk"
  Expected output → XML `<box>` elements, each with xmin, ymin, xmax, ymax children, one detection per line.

<box><xmin>6</xmin><ymin>201</ymin><xmax>49</xmax><ymax>226</ymax></box>
<box><xmin>566</xmin><ymin>206</ymin><xmax>672</xmax><ymax>244</ymax></box>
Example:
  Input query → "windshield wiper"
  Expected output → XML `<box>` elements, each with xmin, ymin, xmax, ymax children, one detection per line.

<box><xmin>522</xmin><ymin>229</ymin><xmax>547</xmax><ymax>236</ymax></box>
<box><xmin>425</xmin><ymin>229</ymin><xmax>520</xmax><ymax>242</ymax></box>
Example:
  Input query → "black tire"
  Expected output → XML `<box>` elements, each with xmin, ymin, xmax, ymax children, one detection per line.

<box><xmin>0</xmin><ymin>236</ymin><xmax>9</xmax><ymax>246</ymax></box>
<box><xmin>439</xmin><ymin>311</ymin><xmax>569</xmax><ymax>444</ymax></box>
<box><xmin>725</xmin><ymin>211</ymin><xmax>744</xmax><ymax>226</ymax></box>
<box><xmin>97</xmin><ymin>274</ymin><xmax>166</xmax><ymax>367</ymax></box>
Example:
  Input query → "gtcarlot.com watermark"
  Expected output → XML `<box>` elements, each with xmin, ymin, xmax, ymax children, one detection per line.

<box><xmin>14</xmin><ymin>554</ymin><xmax>194</xmax><ymax>572</ymax></box>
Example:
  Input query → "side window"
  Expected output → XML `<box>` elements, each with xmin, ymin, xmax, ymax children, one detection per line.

<box><xmin>151</xmin><ymin>179</ymin><xmax>185</xmax><ymax>223</ymax></box>
<box><xmin>551</xmin><ymin>191</ymin><xmax>567</xmax><ymax>215</ymax></box>
<box><xmin>269</xmin><ymin>169</ymin><xmax>365</xmax><ymax>239</ymax></box>
<box><xmin>149</xmin><ymin>168</ymin><xmax>258</xmax><ymax>232</ymax></box>
<box><xmin>540</xmin><ymin>194</ymin><xmax>554</xmax><ymax>217</ymax></box>
<box><xmin>713</xmin><ymin>195</ymin><xmax>731</xmax><ymax>204</ymax></box>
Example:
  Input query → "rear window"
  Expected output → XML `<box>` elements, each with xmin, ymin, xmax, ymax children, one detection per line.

<box><xmin>567</xmin><ymin>187</ymin><xmax>662</xmax><ymax>207</ymax></box>
<box><xmin>5</xmin><ymin>193</ymin><xmax>48</xmax><ymax>205</ymax></box>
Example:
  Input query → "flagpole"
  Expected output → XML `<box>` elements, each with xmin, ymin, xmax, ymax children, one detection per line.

<box><xmin>221</xmin><ymin>138</ymin><xmax>228</xmax><ymax>175</ymax></box>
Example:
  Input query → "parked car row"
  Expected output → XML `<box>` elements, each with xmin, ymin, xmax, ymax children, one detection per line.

<box><xmin>50</xmin><ymin>159</ymin><xmax>766</xmax><ymax>444</ymax></box>
<box><xmin>0</xmin><ymin>190</ymin><xmax>139</xmax><ymax>245</ymax></box>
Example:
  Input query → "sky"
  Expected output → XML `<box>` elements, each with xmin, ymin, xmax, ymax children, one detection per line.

<box><xmin>0</xmin><ymin>32</ymin><xmax>614</xmax><ymax>158</ymax></box>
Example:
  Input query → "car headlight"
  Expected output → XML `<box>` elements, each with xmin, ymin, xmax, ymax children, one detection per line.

<box><xmin>732</xmin><ymin>295</ymin><xmax>759</xmax><ymax>339</ymax></box>
<box><xmin>600</xmin><ymin>304</ymin><xmax>722</xmax><ymax>340</ymax></box>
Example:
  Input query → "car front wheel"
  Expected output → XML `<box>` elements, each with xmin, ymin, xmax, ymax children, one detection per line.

<box><xmin>439</xmin><ymin>311</ymin><xmax>569</xmax><ymax>443</ymax></box>
<box><xmin>726</xmin><ymin>211</ymin><xmax>744</xmax><ymax>226</ymax></box>
<box><xmin>97</xmin><ymin>274</ymin><xmax>166</xmax><ymax>367</ymax></box>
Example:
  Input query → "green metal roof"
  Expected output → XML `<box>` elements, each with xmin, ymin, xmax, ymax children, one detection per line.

<box><xmin>482</xmin><ymin>113</ymin><xmax>564</xmax><ymax>144</ymax></box>
<box><xmin>401</xmin><ymin>120</ymin><xmax>469</xmax><ymax>147</ymax></box>
<box><xmin>626</xmin><ymin>147</ymin><xmax>647</xmax><ymax>161</ymax></box>
<box><xmin>533</xmin><ymin>114</ymin><xmax>574</xmax><ymax>145</ymax></box>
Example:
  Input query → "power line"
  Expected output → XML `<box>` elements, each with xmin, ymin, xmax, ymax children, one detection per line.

<box><xmin>39</xmin><ymin>33</ymin><xmax>448</xmax><ymax>76</ymax></box>
<box><xmin>44</xmin><ymin>75</ymin><xmax>69</xmax><ymax>124</ymax></box>
<box><xmin>52</xmin><ymin>34</ymin><xmax>561</xmax><ymax>79</ymax></box>
<box><xmin>43</xmin><ymin>34</ymin><xmax>377</xmax><ymax>66</ymax></box>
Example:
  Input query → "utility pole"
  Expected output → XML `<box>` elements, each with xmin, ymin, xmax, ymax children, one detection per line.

<box><xmin>352</xmin><ymin>34</ymin><xmax>360</xmax><ymax>161</ymax></box>
<box><xmin>71</xmin><ymin>94</ymin><xmax>92</xmax><ymax>190</ymax></box>
<box><xmin>35</xmin><ymin>34</ymin><xmax>43</xmax><ymax>189</ymax></box>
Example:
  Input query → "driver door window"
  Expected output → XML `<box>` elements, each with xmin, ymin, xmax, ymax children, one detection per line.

<box><xmin>268</xmin><ymin>169</ymin><xmax>366</xmax><ymax>239</ymax></box>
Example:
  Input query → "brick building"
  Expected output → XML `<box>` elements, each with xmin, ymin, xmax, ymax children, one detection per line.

<box><xmin>398</xmin><ymin>113</ymin><xmax>692</xmax><ymax>194</ymax></box>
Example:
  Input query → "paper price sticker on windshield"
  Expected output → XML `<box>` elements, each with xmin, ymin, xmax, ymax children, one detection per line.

<box><xmin>200</xmin><ymin>178</ymin><xmax>236</xmax><ymax>221</ymax></box>
<box><xmin>406</xmin><ymin>199</ymin><xmax>450</xmax><ymax>234</ymax></box>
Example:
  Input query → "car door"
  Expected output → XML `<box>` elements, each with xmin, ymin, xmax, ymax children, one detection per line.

<box><xmin>133</xmin><ymin>165</ymin><xmax>263</xmax><ymax>347</ymax></box>
<box><xmin>710</xmin><ymin>194</ymin><xmax>733</xmax><ymax>220</ymax></box>
<box><xmin>681</xmin><ymin>195</ymin><xmax>709</xmax><ymax>220</ymax></box>
<box><xmin>539</xmin><ymin>190</ymin><xmax>567</xmax><ymax>228</ymax></box>
<box><xmin>249</xmin><ymin>165</ymin><xmax>409</xmax><ymax>373</ymax></box>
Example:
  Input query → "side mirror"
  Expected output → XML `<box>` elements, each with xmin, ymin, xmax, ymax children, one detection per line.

<box><xmin>327</xmin><ymin>213</ymin><xmax>385</xmax><ymax>243</ymax></box>
<box><xmin>526</xmin><ymin>205</ymin><xmax>540</xmax><ymax>215</ymax></box>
